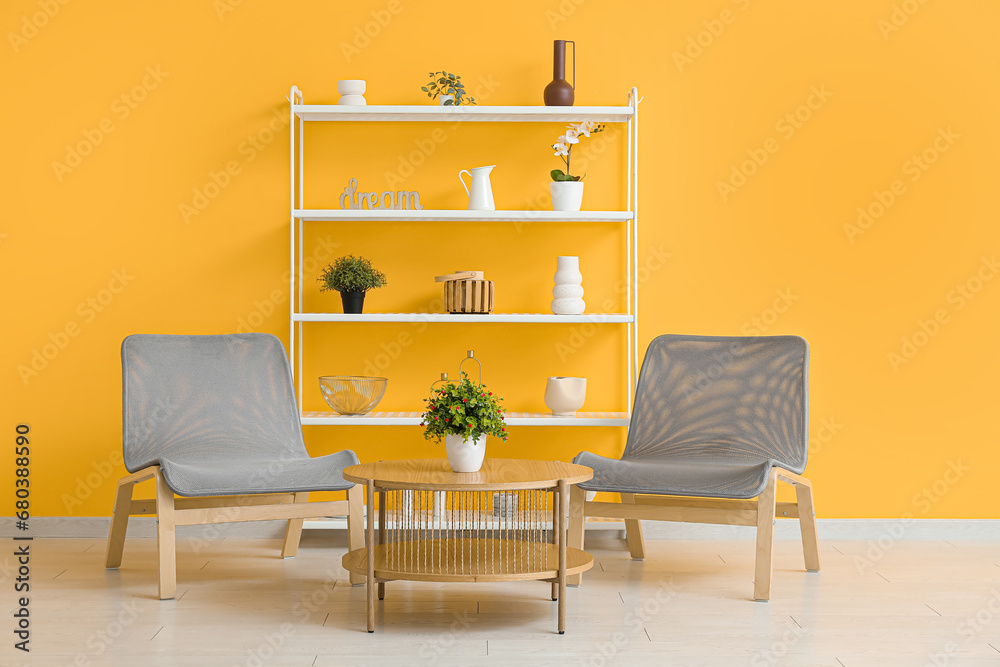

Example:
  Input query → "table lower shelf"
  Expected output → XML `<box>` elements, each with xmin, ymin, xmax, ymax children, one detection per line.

<box><xmin>342</xmin><ymin>538</ymin><xmax>593</xmax><ymax>583</ymax></box>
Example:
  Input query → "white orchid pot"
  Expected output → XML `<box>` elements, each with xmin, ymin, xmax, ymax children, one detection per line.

<box><xmin>445</xmin><ymin>433</ymin><xmax>487</xmax><ymax>472</ymax></box>
<box><xmin>550</xmin><ymin>180</ymin><xmax>584</xmax><ymax>211</ymax></box>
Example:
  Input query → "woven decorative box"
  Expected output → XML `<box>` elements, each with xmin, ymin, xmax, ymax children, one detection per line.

<box><xmin>435</xmin><ymin>271</ymin><xmax>495</xmax><ymax>314</ymax></box>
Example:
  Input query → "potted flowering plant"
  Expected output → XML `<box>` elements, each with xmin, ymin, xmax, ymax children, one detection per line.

<box><xmin>550</xmin><ymin>121</ymin><xmax>605</xmax><ymax>211</ymax></box>
<box><xmin>421</xmin><ymin>374</ymin><xmax>507</xmax><ymax>472</ymax></box>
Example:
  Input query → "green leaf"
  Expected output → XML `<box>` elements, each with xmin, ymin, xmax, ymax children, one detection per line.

<box><xmin>444</xmin><ymin>99</ymin><xmax>454</xmax><ymax>105</ymax></box>
<box><xmin>421</xmin><ymin>87</ymin><xmax>428</xmax><ymax>92</ymax></box>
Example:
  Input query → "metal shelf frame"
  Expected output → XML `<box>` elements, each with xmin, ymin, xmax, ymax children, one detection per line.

<box><xmin>288</xmin><ymin>85</ymin><xmax>640</xmax><ymax>426</ymax></box>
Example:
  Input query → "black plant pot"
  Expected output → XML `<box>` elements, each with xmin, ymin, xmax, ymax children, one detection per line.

<box><xmin>340</xmin><ymin>291</ymin><xmax>366</xmax><ymax>314</ymax></box>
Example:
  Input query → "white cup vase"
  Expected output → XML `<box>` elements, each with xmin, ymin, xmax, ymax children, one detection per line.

<box><xmin>445</xmin><ymin>433</ymin><xmax>487</xmax><ymax>472</ymax></box>
<box><xmin>545</xmin><ymin>377</ymin><xmax>587</xmax><ymax>417</ymax></box>
<box><xmin>551</xmin><ymin>255</ymin><xmax>585</xmax><ymax>315</ymax></box>
<box><xmin>550</xmin><ymin>180</ymin><xmax>584</xmax><ymax>211</ymax></box>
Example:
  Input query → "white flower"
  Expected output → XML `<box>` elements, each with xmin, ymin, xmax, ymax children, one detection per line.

<box><xmin>552</xmin><ymin>142</ymin><xmax>569</xmax><ymax>156</ymax></box>
<box><xmin>572</xmin><ymin>122</ymin><xmax>591</xmax><ymax>138</ymax></box>
<box><xmin>557</xmin><ymin>131</ymin><xmax>579</xmax><ymax>145</ymax></box>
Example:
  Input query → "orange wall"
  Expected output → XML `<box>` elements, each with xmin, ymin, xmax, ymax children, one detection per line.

<box><xmin>2</xmin><ymin>1</ymin><xmax>997</xmax><ymax>518</ymax></box>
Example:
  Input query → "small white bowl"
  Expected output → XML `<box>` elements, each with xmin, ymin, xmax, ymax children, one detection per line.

<box><xmin>337</xmin><ymin>79</ymin><xmax>366</xmax><ymax>95</ymax></box>
<box><xmin>338</xmin><ymin>95</ymin><xmax>367</xmax><ymax>106</ymax></box>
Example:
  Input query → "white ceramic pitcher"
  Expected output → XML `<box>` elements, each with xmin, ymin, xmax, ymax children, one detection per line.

<box><xmin>458</xmin><ymin>165</ymin><xmax>496</xmax><ymax>210</ymax></box>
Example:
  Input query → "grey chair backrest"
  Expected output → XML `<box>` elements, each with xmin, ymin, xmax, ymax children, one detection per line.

<box><xmin>121</xmin><ymin>333</ymin><xmax>309</xmax><ymax>473</ymax></box>
<box><xmin>625</xmin><ymin>335</ymin><xmax>809</xmax><ymax>474</ymax></box>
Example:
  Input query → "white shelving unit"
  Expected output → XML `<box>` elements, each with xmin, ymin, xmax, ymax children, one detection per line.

<box><xmin>288</xmin><ymin>86</ymin><xmax>640</xmax><ymax>427</ymax></box>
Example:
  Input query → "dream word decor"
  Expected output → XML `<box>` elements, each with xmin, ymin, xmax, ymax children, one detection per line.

<box><xmin>339</xmin><ymin>178</ymin><xmax>423</xmax><ymax>211</ymax></box>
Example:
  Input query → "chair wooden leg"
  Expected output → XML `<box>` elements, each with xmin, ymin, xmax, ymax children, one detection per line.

<box><xmin>753</xmin><ymin>469</ymin><xmax>779</xmax><ymax>602</ymax></box>
<box><xmin>105</xmin><ymin>477</ymin><xmax>136</xmax><ymax>569</ymax></box>
<box><xmin>347</xmin><ymin>484</ymin><xmax>365</xmax><ymax>586</ymax></box>
<box><xmin>281</xmin><ymin>492</ymin><xmax>309</xmax><ymax>558</ymax></box>
<box><xmin>795</xmin><ymin>478</ymin><xmax>821</xmax><ymax>572</ymax></box>
<box><xmin>567</xmin><ymin>484</ymin><xmax>586</xmax><ymax>586</ymax></box>
<box><xmin>154</xmin><ymin>469</ymin><xmax>177</xmax><ymax>600</ymax></box>
<box><xmin>621</xmin><ymin>493</ymin><xmax>646</xmax><ymax>560</ymax></box>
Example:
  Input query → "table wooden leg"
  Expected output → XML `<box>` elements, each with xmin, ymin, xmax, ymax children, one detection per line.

<box><xmin>378</xmin><ymin>491</ymin><xmax>386</xmax><ymax>601</ymax></box>
<box><xmin>567</xmin><ymin>484</ymin><xmax>585</xmax><ymax>586</ymax></box>
<box><xmin>551</xmin><ymin>487</ymin><xmax>560</xmax><ymax>602</ymax></box>
<box><xmin>558</xmin><ymin>479</ymin><xmax>568</xmax><ymax>634</ymax></box>
<box><xmin>366</xmin><ymin>481</ymin><xmax>375</xmax><ymax>633</ymax></box>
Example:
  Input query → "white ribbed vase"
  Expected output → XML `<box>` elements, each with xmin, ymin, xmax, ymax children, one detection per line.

<box><xmin>551</xmin><ymin>256</ymin><xmax>585</xmax><ymax>315</ymax></box>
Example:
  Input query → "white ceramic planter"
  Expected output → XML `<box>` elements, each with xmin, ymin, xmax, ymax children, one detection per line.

<box><xmin>544</xmin><ymin>376</ymin><xmax>587</xmax><ymax>416</ymax></box>
<box><xmin>337</xmin><ymin>80</ymin><xmax>367</xmax><ymax>106</ymax></box>
<box><xmin>438</xmin><ymin>94</ymin><xmax>455</xmax><ymax>105</ymax></box>
<box><xmin>551</xmin><ymin>255</ymin><xmax>585</xmax><ymax>315</ymax></box>
<box><xmin>550</xmin><ymin>180</ymin><xmax>584</xmax><ymax>211</ymax></box>
<box><xmin>445</xmin><ymin>433</ymin><xmax>487</xmax><ymax>472</ymax></box>
<box><xmin>337</xmin><ymin>79</ymin><xmax>366</xmax><ymax>95</ymax></box>
<box><xmin>337</xmin><ymin>94</ymin><xmax>367</xmax><ymax>106</ymax></box>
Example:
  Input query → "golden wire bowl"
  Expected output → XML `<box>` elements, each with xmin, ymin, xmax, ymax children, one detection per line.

<box><xmin>318</xmin><ymin>376</ymin><xmax>387</xmax><ymax>415</ymax></box>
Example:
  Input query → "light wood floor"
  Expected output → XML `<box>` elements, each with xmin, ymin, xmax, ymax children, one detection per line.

<box><xmin>5</xmin><ymin>530</ymin><xmax>1000</xmax><ymax>666</ymax></box>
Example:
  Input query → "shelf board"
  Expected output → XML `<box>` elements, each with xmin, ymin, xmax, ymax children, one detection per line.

<box><xmin>293</xmin><ymin>312</ymin><xmax>634</xmax><ymax>324</ymax></box>
<box><xmin>301</xmin><ymin>411</ymin><xmax>629</xmax><ymax>426</ymax></box>
<box><xmin>292</xmin><ymin>104</ymin><xmax>634</xmax><ymax>123</ymax></box>
<box><xmin>293</xmin><ymin>209</ymin><xmax>633</xmax><ymax>223</ymax></box>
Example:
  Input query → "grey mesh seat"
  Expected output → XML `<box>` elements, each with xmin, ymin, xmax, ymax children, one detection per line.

<box><xmin>104</xmin><ymin>333</ymin><xmax>364</xmax><ymax>599</ymax></box>
<box><xmin>567</xmin><ymin>334</ymin><xmax>820</xmax><ymax>601</ymax></box>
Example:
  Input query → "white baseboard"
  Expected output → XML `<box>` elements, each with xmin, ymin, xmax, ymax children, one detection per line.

<box><xmin>2</xmin><ymin>516</ymin><xmax>999</xmax><ymax>540</ymax></box>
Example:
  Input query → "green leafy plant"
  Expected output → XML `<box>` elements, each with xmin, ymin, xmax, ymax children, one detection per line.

<box><xmin>421</xmin><ymin>374</ymin><xmax>507</xmax><ymax>443</ymax></box>
<box><xmin>551</xmin><ymin>121</ymin><xmax>606</xmax><ymax>181</ymax></box>
<box><xmin>422</xmin><ymin>71</ymin><xmax>477</xmax><ymax>106</ymax></box>
<box><xmin>318</xmin><ymin>255</ymin><xmax>387</xmax><ymax>293</ymax></box>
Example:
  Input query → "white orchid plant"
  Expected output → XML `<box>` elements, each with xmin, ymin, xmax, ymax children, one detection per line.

<box><xmin>551</xmin><ymin>121</ymin><xmax>606</xmax><ymax>181</ymax></box>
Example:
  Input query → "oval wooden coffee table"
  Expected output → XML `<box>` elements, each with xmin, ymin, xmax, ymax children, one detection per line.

<box><xmin>342</xmin><ymin>458</ymin><xmax>593</xmax><ymax>634</ymax></box>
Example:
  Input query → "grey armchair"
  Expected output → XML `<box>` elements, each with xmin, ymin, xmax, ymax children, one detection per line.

<box><xmin>568</xmin><ymin>334</ymin><xmax>819</xmax><ymax>600</ymax></box>
<box><xmin>105</xmin><ymin>333</ymin><xmax>364</xmax><ymax>599</ymax></box>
